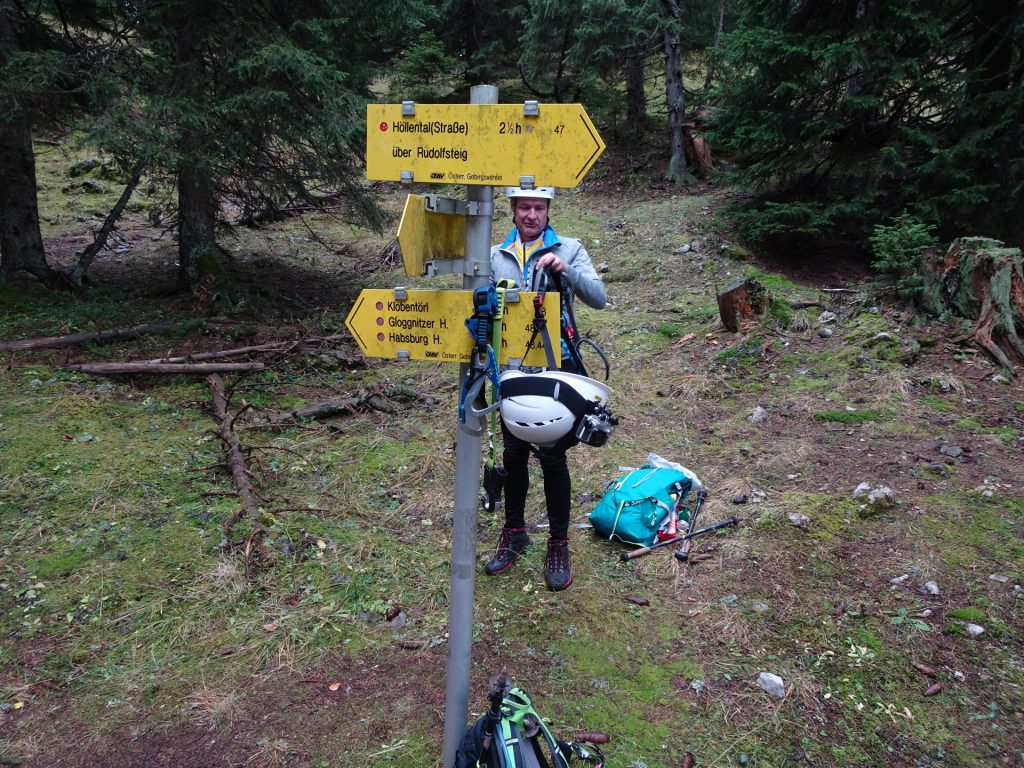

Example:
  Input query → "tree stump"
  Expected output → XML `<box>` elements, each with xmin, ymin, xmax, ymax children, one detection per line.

<box><xmin>717</xmin><ymin>278</ymin><xmax>769</xmax><ymax>332</ymax></box>
<box><xmin>922</xmin><ymin>237</ymin><xmax>1024</xmax><ymax>375</ymax></box>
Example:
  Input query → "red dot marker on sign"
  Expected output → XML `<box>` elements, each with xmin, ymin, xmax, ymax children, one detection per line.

<box><xmin>379</xmin><ymin>122</ymin><xmax>388</xmax><ymax>132</ymax></box>
<box><xmin>376</xmin><ymin>317</ymin><xmax>384</xmax><ymax>326</ymax></box>
<box><xmin>376</xmin><ymin>301</ymin><xmax>384</xmax><ymax>309</ymax></box>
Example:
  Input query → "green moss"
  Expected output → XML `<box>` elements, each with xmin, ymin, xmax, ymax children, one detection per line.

<box><xmin>921</xmin><ymin>394</ymin><xmax>957</xmax><ymax>413</ymax></box>
<box><xmin>33</xmin><ymin>549</ymin><xmax>90</xmax><ymax>578</ymax></box>
<box><xmin>790</xmin><ymin>376</ymin><xmax>831</xmax><ymax>392</ymax></box>
<box><xmin>768</xmin><ymin>296</ymin><xmax>794</xmax><ymax>326</ymax></box>
<box><xmin>813</xmin><ymin>409</ymin><xmax>886</xmax><ymax>423</ymax></box>
<box><xmin>956</xmin><ymin>417</ymin><xmax>982</xmax><ymax>430</ymax></box>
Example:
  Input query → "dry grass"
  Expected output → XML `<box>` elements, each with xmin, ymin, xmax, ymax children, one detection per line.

<box><xmin>188</xmin><ymin>683</ymin><xmax>242</xmax><ymax>730</ymax></box>
<box><xmin>193</xmin><ymin>560</ymin><xmax>250</xmax><ymax>601</ymax></box>
<box><xmin>245</xmin><ymin>737</ymin><xmax>293</xmax><ymax>768</ymax></box>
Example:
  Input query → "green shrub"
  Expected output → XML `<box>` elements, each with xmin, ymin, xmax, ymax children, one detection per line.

<box><xmin>869</xmin><ymin>213</ymin><xmax>938</xmax><ymax>295</ymax></box>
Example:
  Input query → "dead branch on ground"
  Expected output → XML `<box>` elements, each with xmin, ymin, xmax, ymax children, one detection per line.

<box><xmin>67</xmin><ymin>362</ymin><xmax>265</xmax><ymax>375</ymax></box>
<box><xmin>208</xmin><ymin>374</ymin><xmax>266</xmax><ymax>578</ymax></box>
<box><xmin>150</xmin><ymin>334</ymin><xmax>349</xmax><ymax>364</ymax></box>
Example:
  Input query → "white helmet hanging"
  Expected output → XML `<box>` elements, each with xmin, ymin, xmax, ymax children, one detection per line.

<box><xmin>499</xmin><ymin>370</ymin><xmax>614</xmax><ymax>448</ymax></box>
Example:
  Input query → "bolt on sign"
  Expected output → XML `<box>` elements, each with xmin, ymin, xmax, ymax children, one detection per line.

<box><xmin>345</xmin><ymin>289</ymin><xmax>559</xmax><ymax>367</ymax></box>
<box><xmin>366</xmin><ymin>103</ymin><xmax>605</xmax><ymax>188</ymax></box>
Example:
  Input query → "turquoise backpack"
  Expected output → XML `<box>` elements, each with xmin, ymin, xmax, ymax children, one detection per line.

<box><xmin>589</xmin><ymin>467</ymin><xmax>692</xmax><ymax>546</ymax></box>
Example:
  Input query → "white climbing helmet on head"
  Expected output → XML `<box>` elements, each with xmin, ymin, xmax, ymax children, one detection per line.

<box><xmin>506</xmin><ymin>186</ymin><xmax>555</xmax><ymax>201</ymax></box>
<box><xmin>499</xmin><ymin>369</ymin><xmax>614</xmax><ymax>448</ymax></box>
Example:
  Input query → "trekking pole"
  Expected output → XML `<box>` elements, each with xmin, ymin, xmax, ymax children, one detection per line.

<box><xmin>673</xmin><ymin>516</ymin><xmax>740</xmax><ymax>561</ymax></box>
<box><xmin>620</xmin><ymin>515</ymin><xmax>739</xmax><ymax>562</ymax></box>
<box><xmin>620</xmin><ymin>489</ymin><xmax>707</xmax><ymax>561</ymax></box>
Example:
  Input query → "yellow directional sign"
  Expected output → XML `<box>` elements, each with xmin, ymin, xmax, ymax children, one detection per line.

<box><xmin>397</xmin><ymin>194</ymin><xmax>465</xmax><ymax>276</ymax></box>
<box><xmin>345</xmin><ymin>289</ymin><xmax>559</xmax><ymax>366</ymax></box>
<box><xmin>366</xmin><ymin>103</ymin><xmax>605</xmax><ymax>188</ymax></box>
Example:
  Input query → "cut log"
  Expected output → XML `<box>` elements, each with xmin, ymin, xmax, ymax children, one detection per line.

<box><xmin>0</xmin><ymin>323</ymin><xmax>182</xmax><ymax>352</ymax></box>
<box><xmin>66</xmin><ymin>362</ymin><xmax>264</xmax><ymax>375</ymax></box>
<box><xmin>922</xmin><ymin>237</ymin><xmax>1024</xmax><ymax>375</ymax></box>
<box><xmin>716</xmin><ymin>278</ymin><xmax>769</xmax><ymax>332</ymax></box>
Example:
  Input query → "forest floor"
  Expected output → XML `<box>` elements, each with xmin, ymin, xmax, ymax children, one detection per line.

<box><xmin>0</xmin><ymin>141</ymin><xmax>1022</xmax><ymax>768</ymax></box>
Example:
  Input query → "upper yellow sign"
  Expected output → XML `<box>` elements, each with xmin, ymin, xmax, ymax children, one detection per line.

<box><xmin>345</xmin><ymin>288</ymin><xmax>559</xmax><ymax>366</ymax></box>
<box><xmin>366</xmin><ymin>103</ymin><xmax>605</xmax><ymax>188</ymax></box>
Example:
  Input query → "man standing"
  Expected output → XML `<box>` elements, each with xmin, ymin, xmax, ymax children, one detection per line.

<box><xmin>485</xmin><ymin>187</ymin><xmax>607</xmax><ymax>591</ymax></box>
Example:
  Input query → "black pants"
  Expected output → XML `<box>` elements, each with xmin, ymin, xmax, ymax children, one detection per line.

<box><xmin>500</xmin><ymin>419</ymin><xmax>578</xmax><ymax>540</ymax></box>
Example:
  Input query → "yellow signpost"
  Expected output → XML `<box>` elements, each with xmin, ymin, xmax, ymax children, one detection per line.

<box><xmin>345</xmin><ymin>288</ymin><xmax>558</xmax><ymax>366</ymax></box>
<box><xmin>360</xmin><ymin>91</ymin><xmax>605</xmax><ymax>768</ymax></box>
<box><xmin>396</xmin><ymin>194</ymin><xmax>466</xmax><ymax>276</ymax></box>
<box><xmin>366</xmin><ymin>103</ymin><xmax>605</xmax><ymax>188</ymax></box>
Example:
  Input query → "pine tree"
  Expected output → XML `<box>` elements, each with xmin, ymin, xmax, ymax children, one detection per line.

<box><xmin>96</xmin><ymin>0</ymin><xmax>428</xmax><ymax>291</ymax></box>
<box><xmin>710</xmin><ymin>0</ymin><xmax>1024</xmax><ymax>247</ymax></box>
<box><xmin>0</xmin><ymin>0</ymin><xmax>118</xmax><ymax>284</ymax></box>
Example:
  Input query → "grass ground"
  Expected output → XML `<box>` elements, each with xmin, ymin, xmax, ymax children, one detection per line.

<box><xmin>0</xmin><ymin>140</ymin><xmax>1022</xmax><ymax>767</ymax></box>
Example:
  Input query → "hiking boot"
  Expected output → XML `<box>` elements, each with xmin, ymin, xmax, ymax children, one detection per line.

<box><xmin>485</xmin><ymin>527</ymin><xmax>531</xmax><ymax>576</ymax></box>
<box><xmin>544</xmin><ymin>538</ymin><xmax>572</xmax><ymax>591</ymax></box>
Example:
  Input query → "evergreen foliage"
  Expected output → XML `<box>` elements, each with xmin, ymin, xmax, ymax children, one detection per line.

<box><xmin>709</xmin><ymin>0</ymin><xmax>1024</xmax><ymax>247</ymax></box>
<box><xmin>88</xmin><ymin>0</ymin><xmax>430</xmax><ymax>287</ymax></box>
<box><xmin>869</xmin><ymin>212</ymin><xmax>937</xmax><ymax>295</ymax></box>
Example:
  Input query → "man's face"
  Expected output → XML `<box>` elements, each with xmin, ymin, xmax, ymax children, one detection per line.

<box><xmin>512</xmin><ymin>198</ymin><xmax>550</xmax><ymax>242</ymax></box>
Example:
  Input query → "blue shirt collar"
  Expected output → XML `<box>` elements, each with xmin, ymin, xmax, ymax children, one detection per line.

<box><xmin>500</xmin><ymin>224</ymin><xmax>561</xmax><ymax>250</ymax></box>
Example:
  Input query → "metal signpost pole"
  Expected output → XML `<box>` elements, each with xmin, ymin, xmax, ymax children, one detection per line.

<box><xmin>441</xmin><ymin>83</ymin><xmax>498</xmax><ymax>768</ymax></box>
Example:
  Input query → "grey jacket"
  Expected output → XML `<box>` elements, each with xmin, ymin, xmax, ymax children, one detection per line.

<box><xmin>489</xmin><ymin>225</ymin><xmax>607</xmax><ymax>310</ymax></box>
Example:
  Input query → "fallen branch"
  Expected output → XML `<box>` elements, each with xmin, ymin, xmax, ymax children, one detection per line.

<box><xmin>0</xmin><ymin>323</ymin><xmax>182</xmax><ymax>353</ymax></box>
<box><xmin>66</xmin><ymin>362</ymin><xmax>264</xmax><ymax>375</ymax></box>
<box><xmin>208</xmin><ymin>374</ymin><xmax>265</xmax><ymax>577</ymax></box>
<box><xmin>151</xmin><ymin>334</ymin><xmax>349</xmax><ymax>364</ymax></box>
<box><xmin>263</xmin><ymin>397</ymin><xmax>362</xmax><ymax>424</ymax></box>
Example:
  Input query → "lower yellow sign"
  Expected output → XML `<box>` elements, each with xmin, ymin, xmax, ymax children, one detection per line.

<box><xmin>345</xmin><ymin>289</ymin><xmax>559</xmax><ymax>366</ymax></box>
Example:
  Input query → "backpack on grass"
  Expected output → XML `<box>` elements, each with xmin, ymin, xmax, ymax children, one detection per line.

<box><xmin>588</xmin><ymin>467</ymin><xmax>692</xmax><ymax>547</ymax></box>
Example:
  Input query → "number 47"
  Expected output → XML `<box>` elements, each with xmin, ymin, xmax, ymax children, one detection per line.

<box><xmin>554</xmin><ymin>123</ymin><xmax>565</xmax><ymax>134</ymax></box>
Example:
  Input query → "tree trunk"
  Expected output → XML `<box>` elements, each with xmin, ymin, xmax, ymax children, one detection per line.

<box><xmin>173</xmin><ymin>12</ymin><xmax>221</xmax><ymax>292</ymax></box>
<box><xmin>177</xmin><ymin>157</ymin><xmax>221</xmax><ymax>291</ymax></box>
<box><xmin>662</xmin><ymin>11</ymin><xmax>692</xmax><ymax>185</ymax></box>
<box><xmin>702</xmin><ymin>0</ymin><xmax>725</xmax><ymax>94</ymax></box>
<box><xmin>0</xmin><ymin>0</ymin><xmax>51</xmax><ymax>285</ymax></box>
<box><xmin>624</xmin><ymin>48</ymin><xmax>647</xmax><ymax>137</ymax></box>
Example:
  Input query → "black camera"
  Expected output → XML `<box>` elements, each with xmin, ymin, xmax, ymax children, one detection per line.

<box><xmin>575</xmin><ymin>408</ymin><xmax>617</xmax><ymax>447</ymax></box>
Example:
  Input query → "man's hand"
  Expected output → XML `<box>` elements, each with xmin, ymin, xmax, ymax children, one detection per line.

<box><xmin>536</xmin><ymin>253</ymin><xmax>567</xmax><ymax>274</ymax></box>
